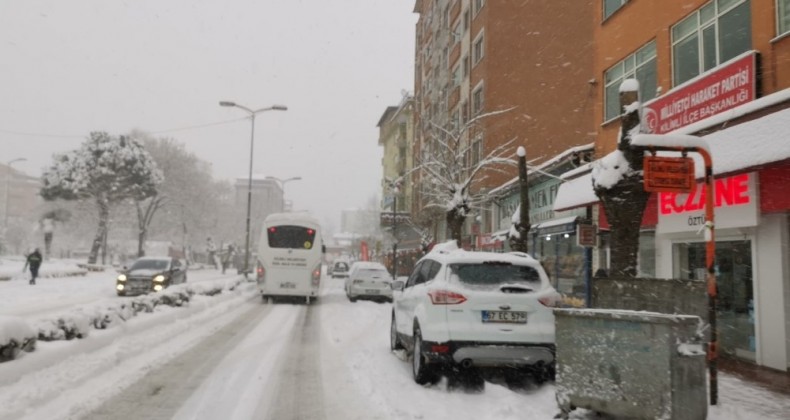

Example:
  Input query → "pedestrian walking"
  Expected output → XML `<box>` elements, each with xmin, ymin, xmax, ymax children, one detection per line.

<box><xmin>23</xmin><ymin>248</ymin><xmax>43</xmax><ymax>285</ymax></box>
<box><xmin>206</xmin><ymin>237</ymin><xmax>217</xmax><ymax>269</ymax></box>
<box><xmin>222</xmin><ymin>244</ymin><xmax>235</xmax><ymax>274</ymax></box>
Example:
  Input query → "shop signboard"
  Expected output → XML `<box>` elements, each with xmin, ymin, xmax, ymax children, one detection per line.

<box><xmin>576</xmin><ymin>224</ymin><xmax>597</xmax><ymax>247</ymax></box>
<box><xmin>643</xmin><ymin>51</ymin><xmax>756</xmax><ymax>134</ymax></box>
<box><xmin>643</xmin><ymin>156</ymin><xmax>695</xmax><ymax>193</ymax></box>
<box><xmin>657</xmin><ymin>172</ymin><xmax>758</xmax><ymax>234</ymax></box>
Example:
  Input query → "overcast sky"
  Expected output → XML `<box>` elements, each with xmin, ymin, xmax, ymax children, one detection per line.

<box><xmin>0</xmin><ymin>0</ymin><xmax>417</xmax><ymax>231</ymax></box>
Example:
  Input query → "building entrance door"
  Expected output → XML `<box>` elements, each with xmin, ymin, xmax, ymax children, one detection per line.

<box><xmin>673</xmin><ymin>240</ymin><xmax>755</xmax><ymax>361</ymax></box>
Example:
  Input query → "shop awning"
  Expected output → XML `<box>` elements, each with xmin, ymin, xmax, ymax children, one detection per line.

<box><xmin>491</xmin><ymin>229</ymin><xmax>509</xmax><ymax>241</ymax></box>
<box><xmin>531</xmin><ymin>216</ymin><xmax>579</xmax><ymax>236</ymax></box>
<box><xmin>553</xmin><ymin>172</ymin><xmax>596</xmax><ymax>212</ymax></box>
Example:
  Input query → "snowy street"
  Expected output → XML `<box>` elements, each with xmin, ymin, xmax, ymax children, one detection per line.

<box><xmin>1</xmin><ymin>267</ymin><xmax>789</xmax><ymax>419</ymax></box>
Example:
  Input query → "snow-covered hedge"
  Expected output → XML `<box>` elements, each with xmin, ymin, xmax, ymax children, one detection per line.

<box><xmin>0</xmin><ymin>316</ymin><xmax>37</xmax><ymax>362</ymax></box>
<box><xmin>0</xmin><ymin>277</ymin><xmax>243</xmax><ymax>362</ymax></box>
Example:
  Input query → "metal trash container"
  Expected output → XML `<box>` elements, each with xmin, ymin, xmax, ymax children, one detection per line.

<box><xmin>555</xmin><ymin>308</ymin><xmax>707</xmax><ymax>420</ymax></box>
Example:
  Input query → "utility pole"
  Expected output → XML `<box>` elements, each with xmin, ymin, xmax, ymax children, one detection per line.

<box><xmin>392</xmin><ymin>193</ymin><xmax>397</xmax><ymax>280</ymax></box>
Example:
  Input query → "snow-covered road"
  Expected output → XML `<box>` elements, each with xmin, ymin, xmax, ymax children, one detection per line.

<box><xmin>1</xmin><ymin>266</ymin><xmax>788</xmax><ymax>420</ymax></box>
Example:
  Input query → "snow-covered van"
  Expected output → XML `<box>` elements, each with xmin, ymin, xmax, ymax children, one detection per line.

<box><xmin>255</xmin><ymin>212</ymin><xmax>324</xmax><ymax>304</ymax></box>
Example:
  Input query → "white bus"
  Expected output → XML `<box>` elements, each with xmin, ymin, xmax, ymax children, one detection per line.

<box><xmin>255</xmin><ymin>212</ymin><xmax>324</xmax><ymax>304</ymax></box>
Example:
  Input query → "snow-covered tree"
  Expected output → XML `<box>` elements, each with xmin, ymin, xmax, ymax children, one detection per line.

<box><xmin>592</xmin><ymin>79</ymin><xmax>650</xmax><ymax>278</ymax></box>
<box><xmin>41</xmin><ymin>132</ymin><xmax>163</xmax><ymax>264</ymax></box>
<box><xmin>417</xmin><ymin>109</ymin><xmax>517</xmax><ymax>244</ymax></box>
<box><xmin>136</xmin><ymin>132</ymin><xmax>234</xmax><ymax>257</ymax></box>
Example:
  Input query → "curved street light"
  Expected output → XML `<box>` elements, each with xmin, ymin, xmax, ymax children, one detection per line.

<box><xmin>219</xmin><ymin>101</ymin><xmax>287</xmax><ymax>277</ymax></box>
<box><xmin>4</xmin><ymin>158</ymin><xmax>27</xmax><ymax>229</ymax></box>
<box><xmin>265</xmin><ymin>176</ymin><xmax>302</xmax><ymax>212</ymax></box>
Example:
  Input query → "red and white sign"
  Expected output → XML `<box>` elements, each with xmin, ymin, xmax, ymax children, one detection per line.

<box><xmin>657</xmin><ymin>172</ymin><xmax>759</xmax><ymax>234</ymax></box>
<box><xmin>643</xmin><ymin>52</ymin><xmax>756</xmax><ymax>134</ymax></box>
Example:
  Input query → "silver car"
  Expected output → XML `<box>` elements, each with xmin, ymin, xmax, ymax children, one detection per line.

<box><xmin>345</xmin><ymin>262</ymin><xmax>393</xmax><ymax>303</ymax></box>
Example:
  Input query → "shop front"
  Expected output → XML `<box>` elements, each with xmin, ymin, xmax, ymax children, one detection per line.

<box><xmin>529</xmin><ymin>214</ymin><xmax>588</xmax><ymax>299</ymax></box>
<box><xmin>655</xmin><ymin>169</ymin><xmax>789</xmax><ymax>371</ymax></box>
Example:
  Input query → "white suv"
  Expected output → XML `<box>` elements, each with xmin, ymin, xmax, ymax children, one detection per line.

<box><xmin>390</xmin><ymin>242</ymin><xmax>559</xmax><ymax>385</ymax></box>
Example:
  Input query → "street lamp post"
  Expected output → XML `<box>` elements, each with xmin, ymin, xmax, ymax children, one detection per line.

<box><xmin>265</xmin><ymin>176</ymin><xmax>302</xmax><ymax>212</ymax></box>
<box><xmin>388</xmin><ymin>181</ymin><xmax>401</xmax><ymax>280</ymax></box>
<box><xmin>219</xmin><ymin>101</ymin><xmax>287</xmax><ymax>277</ymax></box>
<box><xmin>4</xmin><ymin>158</ymin><xmax>27</xmax><ymax>229</ymax></box>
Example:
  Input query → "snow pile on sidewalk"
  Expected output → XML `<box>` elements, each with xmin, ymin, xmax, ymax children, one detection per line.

<box><xmin>0</xmin><ymin>277</ymin><xmax>243</xmax><ymax>362</ymax></box>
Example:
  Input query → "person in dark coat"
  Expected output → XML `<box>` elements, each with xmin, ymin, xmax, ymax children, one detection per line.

<box><xmin>23</xmin><ymin>248</ymin><xmax>43</xmax><ymax>285</ymax></box>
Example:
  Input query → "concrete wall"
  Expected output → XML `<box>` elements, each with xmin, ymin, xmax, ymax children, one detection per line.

<box><xmin>592</xmin><ymin>277</ymin><xmax>708</xmax><ymax>322</ymax></box>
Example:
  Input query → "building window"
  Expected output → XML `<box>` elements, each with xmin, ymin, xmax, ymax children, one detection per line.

<box><xmin>463</xmin><ymin>9</ymin><xmax>470</xmax><ymax>33</ymax></box>
<box><xmin>452</xmin><ymin>64</ymin><xmax>461</xmax><ymax>87</ymax></box>
<box><xmin>778</xmin><ymin>0</ymin><xmax>790</xmax><ymax>36</ymax></box>
<box><xmin>472</xmin><ymin>84</ymin><xmax>484</xmax><ymax>115</ymax></box>
<box><xmin>473</xmin><ymin>0</ymin><xmax>485</xmax><ymax>16</ymax></box>
<box><xmin>603</xmin><ymin>0</ymin><xmax>628</xmax><ymax>20</ymax></box>
<box><xmin>604</xmin><ymin>40</ymin><xmax>657</xmax><ymax>121</ymax></box>
<box><xmin>462</xmin><ymin>54</ymin><xmax>470</xmax><ymax>79</ymax></box>
<box><xmin>672</xmin><ymin>0</ymin><xmax>751</xmax><ymax>86</ymax></box>
<box><xmin>461</xmin><ymin>100</ymin><xmax>469</xmax><ymax>123</ymax></box>
<box><xmin>473</xmin><ymin>32</ymin><xmax>485</xmax><ymax>65</ymax></box>
<box><xmin>471</xmin><ymin>140</ymin><xmax>481</xmax><ymax>165</ymax></box>
<box><xmin>453</xmin><ymin>21</ymin><xmax>461</xmax><ymax>45</ymax></box>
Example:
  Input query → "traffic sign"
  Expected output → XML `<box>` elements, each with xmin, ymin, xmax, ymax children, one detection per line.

<box><xmin>643</xmin><ymin>156</ymin><xmax>695</xmax><ymax>193</ymax></box>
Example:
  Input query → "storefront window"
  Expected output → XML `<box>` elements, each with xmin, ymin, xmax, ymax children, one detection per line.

<box><xmin>673</xmin><ymin>240</ymin><xmax>755</xmax><ymax>360</ymax></box>
<box><xmin>533</xmin><ymin>232</ymin><xmax>585</xmax><ymax>300</ymax></box>
<box><xmin>638</xmin><ymin>231</ymin><xmax>656</xmax><ymax>277</ymax></box>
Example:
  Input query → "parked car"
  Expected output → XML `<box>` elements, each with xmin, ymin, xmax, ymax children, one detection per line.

<box><xmin>345</xmin><ymin>261</ymin><xmax>392</xmax><ymax>302</ymax></box>
<box><xmin>330</xmin><ymin>260</ymin><xmax>351</xmax><ymax>279</ymax></box>
<box><xmin>390</xmin><ymin>242</ymin><xmax>560</xmax><ymax>386</ymax></box>
<box><xmin>116</xmin><ymin>257</ymin><xmax>188</xmax><ymax>296</ymax></box>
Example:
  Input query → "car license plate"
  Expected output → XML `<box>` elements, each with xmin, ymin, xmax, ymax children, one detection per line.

<box><xmin>280</xmin><ymin>282</ymin><xmax>296</xmax><ymax>289</ymax></box>
<box><xmin>365</xmin><ymin>289</ymin><xmax>379</xmax><ymax>294</ymax></box>
<box><xmin>482</xmin><ymin>310</ymin><xmax>527</xmax><ymax>324</ymax></box>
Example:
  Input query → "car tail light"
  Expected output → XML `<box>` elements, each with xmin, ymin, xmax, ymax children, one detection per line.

<box><xmin>311</xmin><ymin>263</ymin><xmax>321</xmax><ymax>286</ymax></box>
<box><xmin>256</xmin><ymin>264</ymin><xmax>266</xmax><ymax>282</ymax></box>
<box><xmin>538</xmin><ymin>292</ymin><xmax>562</xmax><ymax>307</ymax></box>
<box><xmin>430</xmin><ymin>345</ymin><xmax>450</xmax><ymax>353</ymax></box>
<box><xmin>428</xmin><ymin>290</ymin><xmax>467</xmax><ymax>305</ymax></box>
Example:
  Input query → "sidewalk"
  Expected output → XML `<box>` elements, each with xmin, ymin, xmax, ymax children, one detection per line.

<box><xmin>710</xmin><ymin>358</ymin><xmax>790</xmax><ymax>419</ymax></box>
<box><xmin>719</xmin><ymin>357</ymin><xmax>790</xmax><ymax>395</ymax></box>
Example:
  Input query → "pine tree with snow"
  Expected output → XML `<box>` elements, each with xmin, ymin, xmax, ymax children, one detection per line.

<box><xmin>41</xmin><ymin>132</ymin><xmax>163</xmax><ymax>264</ymax></box>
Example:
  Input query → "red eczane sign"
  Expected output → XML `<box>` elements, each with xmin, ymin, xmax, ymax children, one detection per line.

<box><xmin>643</xmin><ymin>52</ymin><xmax>756</xmax><ymax>134</ymax></box>
<box><xmin>659</xmin><ymin>173</ymin><xmax>751</xmax><ymax>215</ymax></box>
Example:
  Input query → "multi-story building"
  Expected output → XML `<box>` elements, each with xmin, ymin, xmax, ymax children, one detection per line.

<box><xmin>377</xmin><ymin>95</ymin><xmax>423</xmax><ymax>255</ymax></box>
<box><xmin>411</xmin><ymin>0</ymin><xmax>594</xmax><ymax>242</ymax></box>
<box><xmin>233</xmin><ymin>176</ymin><xmax>283</xmax><ymax>246</ymax></box>
<box><xmin>556</xmin><ymin>0</ymin><xmax>790</xmax><ymax>372</ymax></box>
<box><xmin>0</xmin><ymin>163</ymin><xmax>40</xmax><ymax>254</ymax></box>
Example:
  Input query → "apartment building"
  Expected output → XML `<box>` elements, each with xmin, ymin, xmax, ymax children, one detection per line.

<box><xmin>377</xmin><ymin>95</ymin><xmax>424</xmax><ymax>254</ymax></box>
<box><xmin>556</xmin><ymin>0</ymin><xmax>790</xmax><ymax>371</ymax></box>
<box><xmin>411</xmin><ymin>0</ymin><xmax>594</xmax><ymax>241</ymax></box>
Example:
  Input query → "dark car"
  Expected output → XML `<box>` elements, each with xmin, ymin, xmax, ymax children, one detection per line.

<box><xmin>116</xmin><ymin>257</ymin><xmax>188</xmax><ymax>296</ymax></box>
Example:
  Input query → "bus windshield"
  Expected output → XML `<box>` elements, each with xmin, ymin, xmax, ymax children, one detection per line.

<box><xmin>267</xmin><ymin>225</ymin><xmax>317</xmax><ymax>249</ymax></box>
